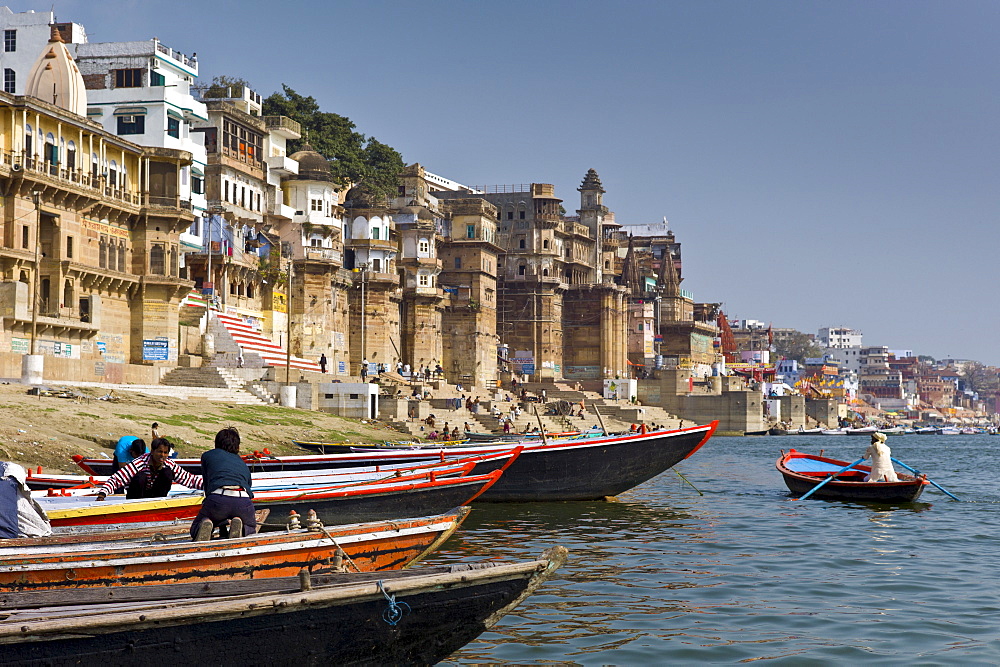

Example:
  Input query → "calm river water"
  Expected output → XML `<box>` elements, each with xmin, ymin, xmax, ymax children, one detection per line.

<box><xmin>423</xmin><ymin>434</ymin><xmax>1000</xmax><ymax>665</ymax></box>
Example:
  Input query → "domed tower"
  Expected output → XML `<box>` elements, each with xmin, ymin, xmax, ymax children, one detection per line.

<box><xmin>24</xmin><ymin>25</ymin><xmax>87</xmax><ymax>116</ymax></box>
<box><xmin>280</xmin><ymin>144</ymin><xmax>350</xmax><ymax>371</ymax></box>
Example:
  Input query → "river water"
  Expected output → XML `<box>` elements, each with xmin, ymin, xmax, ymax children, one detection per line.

<box><xmin>423</xmin><ymin>434</ymin><xmax>1000</xmax><ymax>665</ymax></box>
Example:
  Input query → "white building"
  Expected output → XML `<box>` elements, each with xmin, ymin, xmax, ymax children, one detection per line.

<box><xmin>0</xmin><ymin>8</ymin><xmax>86</xmax><ymax>94</ymax></box>
<box><xmin>818</xmin><ymin>326</ymin><xmax>862</xmax><ymax>348</ymax></box>
<box><xmin>74</xmin><ymin>39</ymin><xmax>207</xmax><ymax>260</ymax></box>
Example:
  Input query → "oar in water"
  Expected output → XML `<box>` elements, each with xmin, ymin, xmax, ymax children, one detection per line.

<box><xmin>797</xmin><ymin>458</ymin><xmax>866</xmax><ymax>501</ymax></box>
<box><xmin>673</xmin><ymin>468</ymin><xmax>703</xmax><ymax>496</ymax></box>
<box><xmin>890</xmin><ymin>457</ymin><xmax>961</xmax><ymax>501</ymax></box>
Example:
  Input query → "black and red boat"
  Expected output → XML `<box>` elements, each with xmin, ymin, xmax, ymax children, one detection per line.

<box><xmin>776</xmin><ymin>449</ymin><xmax>929</xmax><ymax>502</ymax></box>
<box><xmin>75</xmin><ymin>423</ymin><xmax>718</xmax><ymax>502</ymax></box>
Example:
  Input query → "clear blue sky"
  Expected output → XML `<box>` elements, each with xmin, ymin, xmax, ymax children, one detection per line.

<box><xmin>29</xmin><ymin>0</ymin><xmax>1000</xmax><ymax>364</ymax></box>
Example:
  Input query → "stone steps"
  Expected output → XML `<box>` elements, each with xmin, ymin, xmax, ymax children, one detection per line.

<box><xmin>50</xmin><ymin>381</ymin><xmax>267</xmax><ymax>405</ymax></box>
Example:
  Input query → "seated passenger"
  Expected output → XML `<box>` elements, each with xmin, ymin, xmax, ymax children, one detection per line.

<box><xmin>97</xmin><ymin>438</ymin><xmax>203</xmax><ymax>500</ymax></box>
<box><xmin>0</xmin><ymin>462</ymin><xmax>51</xmax><ymax>538</ymax></box>
<box><xmin>112</xmin><ymin>436</ymin><xmax>147</xmax><ymax>473</ymax></box>
<box><xmin>191</xmin><ymin>427</ymin><xmax>256</xmax><ymax>541</ymax></box>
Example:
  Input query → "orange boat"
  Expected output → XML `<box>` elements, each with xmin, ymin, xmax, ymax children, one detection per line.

<box><xmin>0</xmin><ymin>508</ymin><xmax>468</xmax><ymax>591</ymax></box>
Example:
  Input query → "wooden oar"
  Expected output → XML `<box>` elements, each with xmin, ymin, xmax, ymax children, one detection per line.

<box><xmin>797</xmin><ymin>458</ymin><xmax>865</xmax><ymax>501</ymax></box>
<box><xmin>890</xmin><ymin>457</ymin><xmax>961</xmax><ymax>501</ymax></box>
<box><xmin>673</xmin><ymin>468</ymin><xmax>703</xmax><ymax>496</ymax></box>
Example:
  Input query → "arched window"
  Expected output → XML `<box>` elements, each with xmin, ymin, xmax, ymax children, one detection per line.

<box><xmin>108</xmin><ymin>159</ymin><xmax>118</xmax><ymax>188</ymax></box>
<box><xmin>150</xmin><ymin>244</ymin><xmax>165</xmax><ymax>275</ymax></box>
<box><xmin>543</xmin><ymin>239</ymin><xmax>550</xmax><ymax>249</ymax></box>
<box><xmin>99</xmin><ymin>237</ymin><xmax>108</xmax><ymax>269</ymax></box>
<box><xmin>24</xmin><ymin>123</ymin><xmax>32</xmax><ymax>157</ymax></box>
<box><xmin>91</xmin><ymin>153</ymin><xmax>99</xmax><ymax>181</ymax></box>
<box><xmin>604</xmin><ymin>260</ymin><xmax>611</xmax><ymax>269</ymax></box>
<box><xmin>170</xmin><ymin>246</ymin><xmax>178</xmax><ymax>276</ymax></box>
<box><xmin>44</xmin><ymin>133</ymin><xmax>57</xmax><ymax>174</ymax></box>
<box><xmin>63</xmin><ymin>279</ymin><xmax>73</xmax><ymax>309</ymax></box>
<box><xmin>543</xmin><ymin>268</ymin><xmax>549</xmax><ymax>276</ymax></box>
<box><xmin>518</xmin><ymin>264</ymin><xmax>526</xmax><ymax>276</ymax></box>
<box><xmin>247</xmin><ymin>283</ymin><xmax>255</xmax><ymax>299</ymax></box>
<box><xmin>66</xmin><ymin>140</ymin><xmax>76</xmax><ymax>171</ymax></box>
<box><xmin>19</xmin><ymin>271</ymin><xmax>28</xmax><ymax>284</ymax></box>
<box><xmin>107</xmin><ymin>241</ymin><xmax>117</xmax><ymax>271</ymax></box>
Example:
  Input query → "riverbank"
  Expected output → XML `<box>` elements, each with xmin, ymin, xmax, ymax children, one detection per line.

<box><xmin>0</xmin><ymin>383</ymin><xmax>408</xmax><ymax>473</ymax></box>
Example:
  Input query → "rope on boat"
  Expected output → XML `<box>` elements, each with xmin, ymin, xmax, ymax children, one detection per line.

<box><xmin>377</xmin><ymin>579</ymin><xmax>411</xmax><ymax>626</ymax></box>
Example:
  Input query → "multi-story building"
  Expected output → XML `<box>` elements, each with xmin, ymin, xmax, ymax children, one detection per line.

<box><xmin>0</xmin><ymin>27</ymin><xmax>192</xmax><ymax>380</ymax></box>
<box><xmin>435</xmin><ymin>169</ymin><xmax>629</xmax><ymax>381</ymax></box>
<box><xmin>73</xmin><ymin>37</ymin><xmax>207</xmax><ymax>265</ymax></box>
<box><xmin>858</xmin><ymin>345</ymin><xmax>904</xmax><ymax>401</ymax></box>
<box><xmin>0</xmin><ymin>8</ymin><xmax>86</xmax><ymax>95</ymax></box>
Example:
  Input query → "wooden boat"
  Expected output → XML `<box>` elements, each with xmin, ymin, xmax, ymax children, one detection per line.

<box><xmin>33</xmin><ymin>450</ymin><xmax>513</xmax><ymax>491</ymax></box>
<box><xmin>776</xmin><ymin>449</ymin><xmax>928</xmax><ymax>502</ymax></box>
<box><xmin>744</xmin><ymin>429</ymin><xmax>770</xmax><ymax>436</ymax></box>
<box><xmin>295</xmin><ymin>438</ymin><xmax>470</xmax><ymax>454</ymax></box>
<box><xmin>75</xmin><ymin>424</ymin><xmax>717</xmax><ymax>502</ymax></box>
<box><xmin>844</xmin><ymin>426</ymin><xmax>879</xmax><ymax>436</ymax></box>
<box><xmin>0</xmin><ymin>508</ymin><xmax>469</xmax><ymax>591</ymax></box>
<box><xmin>42</xmin><ymin>451</ymin><xmax>518</xmax><ymax>527</ymax></box>
<box><xmin>819</xmin><ymin>428</ymin><xmax>847</xmax><ymax>435</ymax></box>
<box><xmin>0</xmin><ymin>546</ymin><xmax>566</xmax><ymax>665</ymax></box>
<box><xmin>796</xmin><ymin>427</ymin><xmax>823</xmax><ymax>435</ymax></box>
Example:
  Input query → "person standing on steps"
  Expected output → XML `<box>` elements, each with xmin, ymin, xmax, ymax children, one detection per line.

<box><xmin>360</xmin><ymin>358</ymin><xmax>369</xmax><ymax>381</ymax></box>
<box><xmin>319</xmin><ymin>353</ymin><xmax>328</xmax><ymax>374</ymax></box>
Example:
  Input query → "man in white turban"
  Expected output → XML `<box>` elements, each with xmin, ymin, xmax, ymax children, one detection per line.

<box><xmin>863</xmin><ymin>432</ymin><xmax>899</xmax><ymax>483</ymax></box>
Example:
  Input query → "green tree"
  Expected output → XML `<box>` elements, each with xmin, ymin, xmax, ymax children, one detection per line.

<box><xmin>202</xmin><ymin>75</ymin><xmax>253</xmax><ymax>100</ymax></box>
<box><xmin>262</xmin><ymin>85</ymin><xmax>403</xmax><ymax>204</ymax></box>
<box><xmin>774</xmin><ymin>332</ymin><xmax>825</xmax><ymax>364</ymax></box>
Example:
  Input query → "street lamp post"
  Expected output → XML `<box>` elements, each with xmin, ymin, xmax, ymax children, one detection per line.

<box><xmin>285</xmin><ymin>259</ymin><xmax>293</xmax><ymax>386</ymax></box>
<box><xmin>360</xmin><ymin>262</ymin><xmax>369</xmax><ymax>375</ymax></box>
<box><xmin>29</xmin><ymin>191</ymin><xmax>42</xmax><ymax>355</ymax></box>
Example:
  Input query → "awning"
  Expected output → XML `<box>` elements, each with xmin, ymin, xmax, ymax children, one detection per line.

<box><xmin>113</xmin><ymin>107</ymin><xmax>148</xmax><ymax>116</ymax></box>
<box><xmin>167</xmin><ymin>109</ymin><xmax>184</xmax><ymax>120</ymax></box>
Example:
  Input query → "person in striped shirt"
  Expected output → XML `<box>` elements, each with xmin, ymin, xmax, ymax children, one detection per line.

<box><xmin>95</xmin><ymin>438</ymin><xmax>203</xmax><ymax>500</ymax></box>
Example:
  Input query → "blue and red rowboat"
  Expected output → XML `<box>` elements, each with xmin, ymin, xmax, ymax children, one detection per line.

<box><xmin>41</xmin><ymin>451</ymin><xmax>518</xmax><ymax>527</ymax></box>
<box><xmin>777</xmin><ymin>449</ymin><xmax>928</xmax><ymax>502</ymax></box>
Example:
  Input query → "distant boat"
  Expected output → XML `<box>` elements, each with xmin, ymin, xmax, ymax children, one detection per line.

<box><xmin>914</xmin><ymin>426</ymin><xmax>940</xmax><ymax>435</ymax></box>
<box><xmin>820</xmin><ymin>429</ymin><xmax>847</xmax><ymax>436</ymax></box>
<box><xmin>797</xmin><ymin>427</ymin><xmax>823</xmax><ymax>435</ymax></box>
<box><xmin>844</xmin><ymin>426</ymin><xmax>879</xmax><ymax>436</ymax></box>
<box><xmin>939</xmin><ymin>426</ymin><xmax>961</xmax><ymax>435</ymax></box>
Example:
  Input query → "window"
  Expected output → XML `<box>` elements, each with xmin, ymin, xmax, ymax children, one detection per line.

<box><xmin>150</xmin><ymin>71</ymin><xmax>165</xmax><ymax>86</ymax></box>
<box><xmin>24</xmin><ymin>123</ymin><xmax>31</xmax><ymax>156</ymax></box>
<box><xmin>507</xmin><ymin>211</ymin><xmax>513</xmax><ymax>220</ymax></box>
<box><xmin>114</xmin><ymin>69</ymin><xmax>143</xmax><ymax>88</ymax></box>
<box><xmin>66</xmin><ymin>141</ymin><xmax>76</xmax><ymax>170</ymax></box>
<box><xmin>311</xmin><ymin>198</ymin><xmax>323</xmax><ymax>211</ymax></box>
<box><xmin>150</xmin><ymin>244</ymin><xmax>165</xmax><ymax>275</ymax></box>
<box><xmin>117</xmin><ymin>115</ymin><xmax>145</xmax><ymax>135</ymax></box>
<box><xmin>372</xmin><ymin>258</ymin><xmax>381</xmax><ymax>272</ymax></box>
<box><xmin>167</xmin><ymin>117</ymin><xmax>180</xmax><ymax>138</ymax></box>
<box><xmin>518</xmin><ymin>238</ymin><xmax>526</xmax><ymax>249</ymax></box>
<box><xmin>192</xmin><ymin>175</ymin><xmax>204</xmax><ymax>194</ymax></box>
<box><xmin>466</xmin><ymin>224</ymin><xmax>476</xmax><ymax>239</ymax></box>
<box><xmin>418</xmin><ymin>274</ymin><xmax>429</xmax><ymax>287</ymax></box>
<box><xmin>372</xmin><ymin>227</ymin><xmax>380</xmax><ymax>240</ymax></box>
<box><xmin>543</xmin><ymin>239</ymin><xmax>550</xmax><ymax>249</ymax></box>
<box><xmin>118</xmin><ymin>242</ymin><xmax>126</xmax><ymax>272</ymax></box>
<box><xmin>454</xmin><ymin>257</ymin><xmax>462</xmax><ymax>269</ymax></box>
<box><xmin>518</xmin><ymin>264</ymin><xmax>526</xmax><ymax>276</ymax></box>
<box><xmin>519</xmin><ymin>210</ymin><xmax>525</xmax><ymax>220</ymax></box>
<box><xmin>66</xmin><ymin>236</ymin><xmax>73</xmax><ymax>259</ymax></box>
<box><xmin>21</xmin><ymin>226</ymin><xmax>28</xmax><ymax>249</ymax></box>
<box><xmin>418</xmin><ymin>238</ymin><xmax>429</xmax><ymax>254</ymax></box>
<box><xmin>3</xmin><ymin>30</ymin><xmax>15</xmax><ymax>52</ymax></box>
<box><xmin>3</xmin><ymin>68</ymin><xmax>13</xmax><ymax>93</ymax></box>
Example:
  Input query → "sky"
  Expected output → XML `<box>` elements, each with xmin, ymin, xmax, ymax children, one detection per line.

<box><xmin>16</xmin><ymin>0</ymin><xmax>1000</xmax><ymax>364</ymax></box>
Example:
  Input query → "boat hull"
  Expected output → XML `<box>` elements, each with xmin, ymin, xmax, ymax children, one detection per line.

<box><xmin>0</xmin><ymin>547</ymin><xmax>566</xmax><ymax>666</ymax></box>
<box><xmin>76</xmin><ymin>424</ymin><xmax>717</xmax><ymax>502</ymax></box>
<box><xmin>0</xmin><ymin>509</ymin><xmax>468</xmax><ymax>591</ymax></box>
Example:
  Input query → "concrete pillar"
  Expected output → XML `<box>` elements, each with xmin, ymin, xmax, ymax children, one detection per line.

<box><xmin>202</xmin><ymin>333</ymin><xmax>215</xmax><ymax>358</ymax></box>
<box><xmin>21</xmin><ymin>354</ymin><xmax>43</xmax><ymax>384</ymax></box>
<box><xmin>280</xmin><ymin>385</ymin><xmax>297</xmax><ymax>407</ymax></box>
